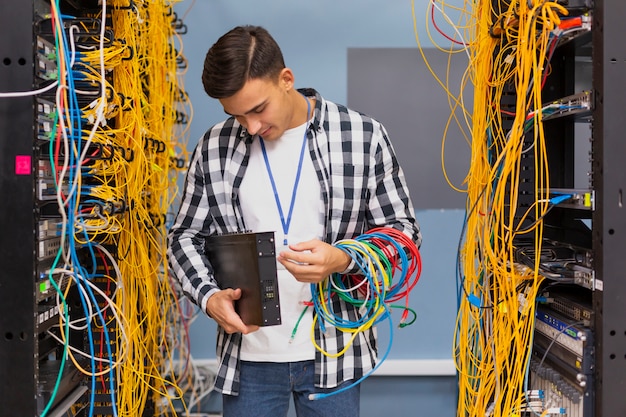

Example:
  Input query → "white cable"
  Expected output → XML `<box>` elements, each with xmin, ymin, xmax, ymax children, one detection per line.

<box><xmin>52</xmin><ymin>269</ymin><xmax>95</xmax><ymax>331</ymax></box>
<box><xmin>49</xmin><ymin>262</ymin><xmax>128</xmax><ymax>355</ymax></box>
<box><xmin>186</xmin><ymin>362</ymin><xmax>217</xmax><ymax>410</ymax></box>
<box><xmin>46</xmin><ymin>329</ymin><xmax>117</xmax><ymax>365</ymax></box>
<box><xmin>0</xmin><ymin>81</ymin><xmax>59</xmax><ymax>98</ymax></box>
<box><xmin>429</xmin><ymin>0</ymin><xmax>471</xmax><ymax>59</ymax></box>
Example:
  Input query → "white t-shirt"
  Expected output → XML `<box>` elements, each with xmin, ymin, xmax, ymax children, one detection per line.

<box><xmin>238</xmin><ymin>121</ymin><xmax>323</xmax><ymax>362</ymax></box>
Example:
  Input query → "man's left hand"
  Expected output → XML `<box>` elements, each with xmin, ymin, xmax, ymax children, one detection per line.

<box><xmin>277</xmin><ymin>239</ymin><xmax>350</xmax><ymax>283</ymax></box>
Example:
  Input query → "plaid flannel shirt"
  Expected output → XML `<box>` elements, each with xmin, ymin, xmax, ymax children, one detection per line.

<box><xmin>167</xmin><ymin>88</ymin><xmax>421</xmax><ymax>395</ymax></box>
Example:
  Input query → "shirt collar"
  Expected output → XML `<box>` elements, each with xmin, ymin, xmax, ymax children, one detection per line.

<box><xmin>297</xmin><ymin>88</ymin><xmax>323</xmax><ymax>133</ymax></box>
<box><xmin>235</xmin><ymin>87</ymin><xmax>323</xmax><ymax>140</ymax></box>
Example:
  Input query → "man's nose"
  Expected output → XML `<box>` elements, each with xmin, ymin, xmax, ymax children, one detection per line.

<box><xmin>244</xmin><ymin>116</ymin><xmax>262</xmax><ymax>135</ymax></box>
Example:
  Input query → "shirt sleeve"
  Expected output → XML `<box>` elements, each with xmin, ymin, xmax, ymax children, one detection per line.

<box><xmin>368</xmin><ymin>121</ymin><xmax>422</xmax><ymax>248</ymax></box>
<box><xmin>336</xmin><ymin>118</ymin><xmax>421</xmax><ymax>276</ymax></box>
<box><xmin>167</xmin><ymin>141</ymin><xmax>220</xmax><ymax>314</ymax></box>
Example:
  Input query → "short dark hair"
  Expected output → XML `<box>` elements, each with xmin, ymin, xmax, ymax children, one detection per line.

<box><xmin>201</xmin><ymin>25</ymin><xmax>286</xmax><ymax>99</ymax></box>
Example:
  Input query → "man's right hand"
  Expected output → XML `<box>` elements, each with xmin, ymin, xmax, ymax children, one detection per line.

<box><xmin>206</xmin><ymin>288</ymin><xmax>259</xmax><ymax>334</ymax></box>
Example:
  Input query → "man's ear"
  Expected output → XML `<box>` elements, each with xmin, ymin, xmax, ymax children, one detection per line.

<box><xmin>279</xmin><ymin>68</ymin><xmax>295</xmax><ymax>91</ymax></box>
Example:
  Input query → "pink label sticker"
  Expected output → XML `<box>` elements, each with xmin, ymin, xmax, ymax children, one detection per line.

<box><xmin>15</xmin><ymin>155</ymin><xmax>31</xmax><ymax>175</ymax></box>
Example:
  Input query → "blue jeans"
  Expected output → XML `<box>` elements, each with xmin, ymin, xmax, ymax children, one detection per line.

<box><xmin>222</xmin><ymin>360</ymin><xmax>360</xmax><ymax>417</ymax></box>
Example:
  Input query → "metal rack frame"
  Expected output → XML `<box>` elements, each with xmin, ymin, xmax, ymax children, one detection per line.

<box><xmin>0</xmin><ymin>2</ymin><xmax>39</xmax><ymax>415</ymax></box>
<box><xmin>591</xmin><ymin>1</ymin><xmax>626</xmax><ymax>415</ymax></box>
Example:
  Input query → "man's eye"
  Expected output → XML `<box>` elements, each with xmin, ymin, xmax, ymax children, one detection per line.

<box><xmin>254</xmin><ymin>106</ymin><xmax>265</xmax><ymax>114</ymax></box>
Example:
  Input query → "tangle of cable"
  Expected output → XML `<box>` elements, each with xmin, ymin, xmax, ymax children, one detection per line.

<box><xmin>413</xmin><ymin>1</ymin><xmax>586</xmax><ymax>416</ymax></box>
<box><xmin>39</xmin><ymin>1</ymin><xmax>193</xmax><ymax>416</ymax></box>
<box><xmin>307</xmin><ymin>226</ymin><xmax>421</xmax><ymax>400</ymax></box>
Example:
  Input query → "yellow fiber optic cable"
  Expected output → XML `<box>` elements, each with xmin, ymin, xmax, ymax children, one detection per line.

<box><xmin>417</xmin><ymin>1</ymin><xmax>570</xmax><ymax>416</ymax></box>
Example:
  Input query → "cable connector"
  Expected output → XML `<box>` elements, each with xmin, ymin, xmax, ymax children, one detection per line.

<box><xmin>467</xmin><ymin>293</ymin><xmax>482</xmax><ymax>308</ymax></box>
<box><xmin>526</xmin><ymin>389</ymin><xmax>545</xmax><ymax>399</ymax></box>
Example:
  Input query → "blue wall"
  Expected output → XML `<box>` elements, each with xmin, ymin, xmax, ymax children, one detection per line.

<box><xmin>174</xmin><ymin>0</ymin><xmax>459</xmax><ymax>138</ymax></box>
<box><xmin>173</xmin><ymin>1</ymin><xmax>464</xmax><ymax>415</ymax></box>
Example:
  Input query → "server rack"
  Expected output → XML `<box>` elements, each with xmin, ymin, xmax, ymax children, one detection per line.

<box><xmin>0</xmin><ymin>2</ymin><xmax>117</xmax><ymax>415</ymax></box>
<box><xmin>454</xmin><ymin>0</ymin><xmax>626</xmax><ymax>415</ymax></box>
<box><xmin>0</xmin><ymin>1</ymin><xmax>48</xmax><ymax>415</ymax></box>
<box><xmin>520</xmin><ymin>0</ymin><xmax>626</xmax><ymax>416</ymax></box>
<box><xmin>0</xmin><ymin>1</ymin><xmax>190</xmax><ymax>415</ymax></box>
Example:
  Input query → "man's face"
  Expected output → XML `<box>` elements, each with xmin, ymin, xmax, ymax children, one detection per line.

<box><xmin>219</xmin><ymin>70</ymin><xmax>295</xmax><ymax>141</ymax></box>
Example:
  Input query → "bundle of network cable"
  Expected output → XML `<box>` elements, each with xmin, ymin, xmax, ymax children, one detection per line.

<box><xmin>311</xmin><ymin>226</ymin><xmax>421</xmax><ymax>351</ymax></box>
<box><xmin>305</xmin><ymin>227</ymin><xmax>421</xmax><ymax>400</ymax></box>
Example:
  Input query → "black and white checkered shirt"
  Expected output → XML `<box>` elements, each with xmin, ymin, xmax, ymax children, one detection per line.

<box><xmin>167</xmin><ymin>88</ymin><xmax>421</xmax><ymax>395</ymax></box>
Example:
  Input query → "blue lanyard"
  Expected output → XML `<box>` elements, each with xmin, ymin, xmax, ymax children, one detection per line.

<box><xmin>259</xmin><ymin>95</ymin><xmax>311</xmax><ymax>246</ymax></box>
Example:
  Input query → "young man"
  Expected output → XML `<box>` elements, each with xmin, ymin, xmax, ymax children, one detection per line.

<box><xmin>167</xmin><ymin>25</ymin><xmax>421</xmax><ymax>417</ymax></box>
